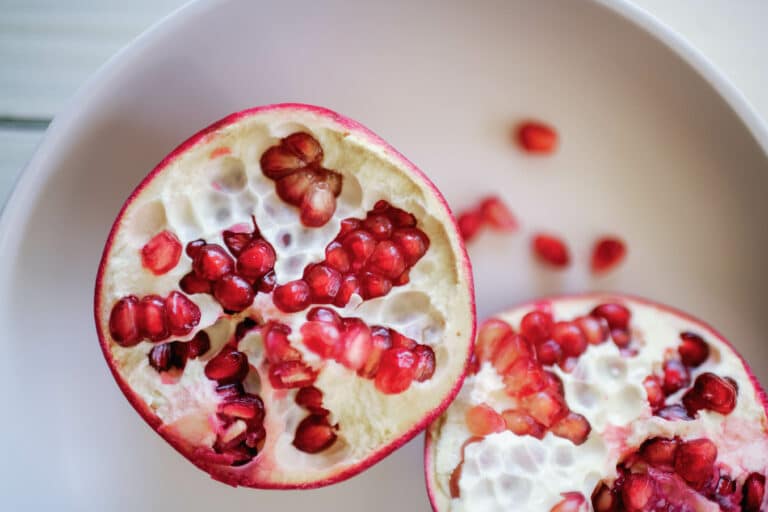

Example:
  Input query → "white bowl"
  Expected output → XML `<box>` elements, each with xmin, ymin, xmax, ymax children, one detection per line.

<box><xmin>1</xmin><ymin>0</ymin><xmax>767</xmax><ymax>509</ymax></box>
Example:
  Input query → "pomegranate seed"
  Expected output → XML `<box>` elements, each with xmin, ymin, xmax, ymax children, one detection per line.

<box><xmin>283</xmin><ymin>132</ymin><xmax>323</xmax><ymax>163</ymax></box>
<box><xmin>610</xmin><ymin>328</ymin><xmax>631</xmax><ymax>348</ymax></box>
<box><xmin>590</xmin><ymin>303</ymin><xmax>631</xmax><ymax>330</ymax></box>
<box><xmin>359</xmin><ymin>272</ymin><xmax>392</xmax><ymax>299</ymax></box>
<box><xmin>366</xmin><ymin>241</ymin><xmax>406</xmax><ymax>280</ymax></box>
<box><xmin>503</xmin><ymin>358</ymin><xmax>548</xmax><ymax>397</ymax></box>
<box><xmin>517</xmin><ymin>121</ymin><xmax>557</xmax><ymax>154</ymax></box>
<box><xmin>306</xmin><ymin>307</ymin><xmax>343</xmax><ymax>328</ymax></box>
<box><xmin>273</xmin><ymin>280</ymin><xmax>311</xmax><ymax>313</ymax></box>
<box><xmin>109</xmin><ymin>296</ymin><xmax>141</xmax><ymax>346</ymax></box>
<box><xmin>475</xmin><ymin>318</ymin><xmax>514</xmax><ymax>363</ymax></box>
<box><xmin>465</xmin><ymin>403</ymin><xmax>505</xmax><ymax>436</ymax></box>
<box><xmin>639</xmin><ymin>437</ymin><xmax>678</xmax><ymax>470</ymax></box>
<box><xmin>339</xmin><ymin>218</ymin><xmax>361</xmax><ymax>236</ymax></box>
<box><xmin>532</xmin><ymin>233</ymin><xmax>570</xmax><ymax>268</ymax></box>
<box><xmin>236</xmin><ymin>239</ymin><xmax>275</xmax><ymax>279</ymax></box>
<box><xmin>204</xmin><ymin>349</ymin><xmax>249</xmax><ymax>384</ymax></box>
<box><xmin>535</xmin><ymin>339</ymin><xmax>563</xmax><ymax>366</ymax></box>
<box><xmin>300</xmin><ymin>182</ymin><xmax>336</xmax><ymax>227</ymax></box>
<box><xmin>260</xmin><ymin>146</ymin><xmax>304</xmax><ymax>179</ymax></box>
<box><xmin>216</xmin><ymin>382</ymin><xmax>245</xmax><ymax>398</ymax></box>
<box><xmin>269</xmin><ymin>360</ymin><xmax>318</xmax><ymax>389</ymax></box>
<box><xmin>333</xmin><ymin>274</ymin><xmax>360</xmax><ymax>307</ymax></box>
<box><xmin>141</xmin><ymin>230</ymin><xmax>182</xmax><ymax>275</ymax></box>
<box><xmin>717</xmin><ymin>474</ymin><xmax>737</xmax><ymax>496</ymax></box>
<box><xmin>325</xmin><ymin>241</ymin><xmax>350</xmax><ymax>273</ymax></box>
<box><xmin>148</xmin><ymin>343</ymin><xmax>186</xmax><ymax>372</ymax></box>
<box><xmin>552</xmin><ymin>321</ymin><xmax>588</xmax><ymax>357</ymax></box>
<box><xmin>550</xmin><ymin>492</ymin><xmax>586</xmax><ymax>512</ymax></box>
<box><xmin>493</xmin><ymin>334</ymin><xmax>534</xmax><ymax>374</ymax></box>
<box><xmin>386</xmin><ymin>205</ymin><xmax>417</xmax><ymax>228</ymax></box>
<box><xmin>179</xmin><ymin>271</ymin><xmax>212</xmax><ymax>294</ymax></box>
<box><xmin>213</xmin><ymin>274</ymin><xmax>254</xmax><ymax>312</ymax></box>
<box><xmin>358</xmin><ymin>326</ymin><xmax>393</xmax><ymax>379</ymax></box>
<box><xmin>342</xmin><ymin>230</ymin><xmax>376</xmax><ymax>270</ymax></box>
<box><xmin>621</xmin><ymin>473</ymin><xmax>656</xmax><ymax>510</ymax></box>
<box><xmin>656</xmin><ymin>404</ymin><xmax>692</xmax><ymax>421</ymax></box>
<box><xmin>591</xmin><ymin>237</ymin><xmax>627</xmax><ymax>274</ymax></box>
<box><xmin>682</xmin><ymin>372</ymin><xmax>737</xmax><ymax>416</ymax></box>
<box><xmin>300</xmin><ymin>321</ymin><xmax>340</xmax><ymax>359</ymax></box>
<box><xmin>276</xmin><ymin>169</ymin><xmax>315</xmax><ymax>204</ymax></box>
<box><xmin>393</xmin><ymin>270</ymin><xmax>409</xmax><ymax>286</ymax></box>
<box><xmin>543</xmin><ymin>370</ymin><xmax>565</xmax><ymax>395</ymax></box>
<box><xmin>164</xmin><ymin>291</ymin><xmax>201</xmax><ymax>336</ymax></box>
<box><xmin>675</xmin><ymin>438</ymin><xmax>718</xmax><ymax>489</ymax></box>
<box><xmin>678</xmin><ymin>332</ymin><xmax>710</xmax><ymax>368</ymax></box>
<box><xmin>186</xmin><ymin>331</ymin><xmax>210</xmax><ymax>358</ymax></box>
<box><xmin>374</xmin><ymin>347</ymin><xmax>416</xmax><ymax>394</ymax></box>
<box><xmin>263</xmin><ymin>322</ymin><xmax>301</xmax><ymax>364</ymax></box>
<box><xmin>575</xmin><ymin>315</ymin><xmax>609</xmax><ymax>345</ymax></box>
<box><xmin>521</xmin><ymin>390</ymin><xmax>568</xmax><ymax>427</ymax></box>
<box><xmin>217</xmin><ymin>394</ymin><xmax>265</xmax><ymax>421</ymax></box>
<box><xmin>257</xmin><ymin>270</ymin><xmax>276</xmax><ymax>292</ymax></box>
<box><xmin>458</xmin><ymin>209</ymin><xmax>482</xmax><ymax>241</ymax></box>
<box><xmin>520</xmin><ymin>310</ymin><xmax>554</xmax><ymax>343</ymax></box>
<box><xmin>643</xmin><ymin>376</ymin><xmax>666</xmax><ymax>411</ymax></box>
<box><xmin>138</xmin><ymin>295</ymin><xmax>168</xmax><ymax>341</ymax></box>
<box><xmin>413</xmin><ymin>345</ymin><xmax>436</xmax><ymax>382</ymax></box>
<box><xmin>222</xmin><ymin>230</ymin><xmax>253</xmax><ymax>257</ymax></box>
<box><xmin>550</xmin><ymin>412</ymin><xmax>591</xmax><ymax>445</ymax></box>
<box><xmin>390</xmin><ymin>330</ymin><xmax>417</xmax><ymax>350</ymax></box>
<box><xmin>336</xmin><ymin>319</ymin><xmax>373</xmax><ymax>370</ymax></box>
<box><xmin>391</xmin><ymin>228</ymin><xmax>429</xmax><ymax>266</ymax></box>
<box><xmin>501</xmin><ymin>409</ymin><xmax>545</xmax><ymax>439</ymax></box>
<box><xmin>363</xmin><ymin>214</ymin><xmax>393</xmax><ymax>240</ymax></box>
<box><xmin>295</xmin><ymin>386</ymin><xmax>325</xmax><ymax>411</ymax></box>
<box><xmin>185</xmin><ymin>239</ymin><xmax>205</xmax><ymax>258</ymax></box>
<box><xmin>292</xmin><ymin>414</ymin><xmax>336</xmax><ymax>453</ymax></box>
<box><xmin>742</xmin><ymin>472</ymin><xmax>766</xmax><ymax>512</ymax></box>
<box><xmin>662</xmin><ymin>359</ymin><xmax>691</xmax><ymax>395</ymax></box>
<box><xmin>479</xmin><ymin>196</ymin><xmax>518</xmax><ymax>231</ymax></box>
<box><xmin>193</xmin><ymin>244</ymin><xmax>234</xmax><ymax>281</ymax></box>
<box><xmin>304</xmin><ymin>264</ymin><xmax>342</xmax><ymax>302</ymax></box>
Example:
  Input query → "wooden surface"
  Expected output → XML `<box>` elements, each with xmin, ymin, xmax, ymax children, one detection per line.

<box><xmin>0</xmin><ymin>0</ymin><xmax>766</xmax><ymax>208</ymax></box>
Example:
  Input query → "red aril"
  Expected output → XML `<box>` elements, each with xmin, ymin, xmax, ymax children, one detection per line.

<box><xmin>516</xmin><ymin>120</ymin><xmax>558</xmax><ymax>154</ymax></box>
<box><xmin>532</xmin><ymin>233</ymin><xmax>570</xmax><ymax>268</ymax></box>
<box><xmin>590</xmin><ymin>236</ymin><xmax>627</xmax><ymax>274</ymax></box>
<box><xmin>478</xmin><ymin>196</ymin><xmax>518</xmax><ymax>231</ymax></box>
<box><xmin>95</xmin><ymin>104</ymin><xmax>474</xmax><ymax>489</ymax></box>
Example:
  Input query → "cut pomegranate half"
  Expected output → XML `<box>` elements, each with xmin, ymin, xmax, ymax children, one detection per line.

<box><xmin>425</xmin><ymin>294</ymin><xmax>768</xmax><ymax>511</ymax></box>
<box><xmin>94</xmin><ymin>104</ymin><xmax>475</xmax><ymax>489</ymax></box>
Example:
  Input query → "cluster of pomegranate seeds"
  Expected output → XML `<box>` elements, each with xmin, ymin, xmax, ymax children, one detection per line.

<box><xmin>592</xmin><ymin>436</ymin><xmax>766</xmax><ymax>511</ymax></box>
<box><xmin>109</xmin><ymin>291</ymin><xmax>201</xmax><ymax>346</ymax></box>
<box><xmin>141</xmin><ymin>230</ymin><xmax>182</xmax><ymax>275</ymax></box>
<box><xmin>260</xmin><ymin>132</ymin><xmax>342</xmax><ymax>227</ymax></box>
<box><xmin>293</xmin><ymin>386</ymin><xmax>337</xmax><ymax>453</ymax></box>
<box><xmin>591</xmin><ymin>236</ymin><xmax>627</xmax><ymax>274</ymax></box>
<box><xmin>457</xmin><ymin>196</ymin><xmax>518</xmax><ymax>242</ymax></box>
<box><xmin>272</xmin><ymin>200</ymin><xmax>430</xmax><ymax>312</ymax></box>
<box><xmin>148</xmin><ymin>331</ymin><xmax>211</xmax><ymax>374</ymax></box>
<box><xmin>516</xmin><ymin>120</ymin><xmax>558</xmax><ymax>154</ymax></box>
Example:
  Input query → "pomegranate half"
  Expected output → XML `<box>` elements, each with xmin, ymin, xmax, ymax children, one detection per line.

<box><xmin>425</xmin><ymin>294</ymin><xmax>768</xmax><ymax>511</ymax></box>
<box><xmin>94</xmin><ymin>104</ymin><xmax>475</xmax><ymax>488</ymax></box>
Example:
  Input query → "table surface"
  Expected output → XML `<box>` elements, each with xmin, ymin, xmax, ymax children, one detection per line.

<box><xmin>0</xmin><ymin>0</ymin><xmax>766</xmax><ymax>208</ymax></box>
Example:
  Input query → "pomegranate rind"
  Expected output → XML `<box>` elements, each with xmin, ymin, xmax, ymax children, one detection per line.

<box><xmin>94</xmin><ymin>104</ymin><xmax>476</xmax><ymax>489</ymax></box>
<box><xmin>425</xmin><ymin>293</ymin><xmax>768</xmax><ymax>511</ymax></box>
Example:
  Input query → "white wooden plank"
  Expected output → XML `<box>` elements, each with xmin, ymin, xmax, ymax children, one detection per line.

<box><xmin>0</xmin><ymin>128</ymin><xmax>45</xmax><ymax>207</ymax></box>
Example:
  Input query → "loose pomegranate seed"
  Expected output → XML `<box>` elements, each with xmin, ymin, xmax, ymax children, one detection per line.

<box><xmin>662</xmin><ymin>359</ymin><xmax>690</xmax><ymax>395</ymax></box>
<box><xmin>639</xmin><ymin>437</ymin><xmax>679</xmax><ymax>470</ymax></box>
<box><xmin>325</xmin><ymin>241</ymin><xmax>350</xmax><ymax>273</ymax></box>
<box><xmin>678</xmin><ymin>332</ymin><xmax>710</xmax><ymax>368</ymax></box>
<box><xmin>300</xmin><ymin>182</ymin><xmax>336</xmax><ymax>227</ymax></box>
<box><xmin>213</xmin><ymin>274</ymin><xmax>254</xmax><ymax>312</ymax></box>
<box><xmin>475</xmin><ymin>318</ymin><xmax>514</xmax><ymax>364</ymax></box>
<box><xmin>552</xmin><ymin>321</ymin><xmax>588</xmax><ymax>357</ymax></box>
<box><xmin>165</xmin><ymin>291</ymin><xmax>201</xmax><ymax>336</ymax></box>
<box><xmin>550</xmin><ymin>412</ymin><xmax>591</xmax><ymax>445</ymax></box>
<box><xmin>575</xmin><ymin>315</ymin><xmax>609</xmax><ymax>345</ymax></box>
<box><xmin>141</xmin><ymin>230</ymin><xmax>182</xmax><ymax>275</ymax></box>
<box><xmin>336</xmin><ymin>319</ymin><xmax>373</xmax><ymax>370</ymax></box>
<box><xmin>179</xmin><ymin>271</ymin><xmax>211</xmax><ymax>294</ymax></box>
<box><xmin>138</xmin><ymin>295</ymin><xmax>168</xmax><ymax>341</ymax></box>
<box><xmin>303</xmin><ymin>264</ymin><xmax>342</xmax><ymax>303</ymax></box>
<box><xmin>306</xmin><ymin>307</ymin><xmax>343</xmax><ymax>328</ymax></box>
<box><xmin>520</xmin><ymin>310</ymin><xmax>554</xmax><ymax>343</ymax></box>
<box><xmin>342</xmin><ymin>230</ymin><xmax>376</xmax><ymax>270</ymax></box>
<box><xmin>148</xmin><ymin>343</ymin><xmax>186</xmax><ymax>372</ymax></box>
<box><xmin>273</xmin><ymin>280</ymin><xmax>311</xmax><ymax>313</ymax></box>
<box><xmin>358</xmin><ymin>326</ymin><xmax>393</xmax><ymax>379</ymax></box>
<box><xmin>413</xmin><ymin>345</ymin><xmax>436</xmax><ymax>382</ymax></box>
<box><xmin>501</xmin><ymin>409</ymin><xmax>545</xmax><ymax>439</ymax></box>
<box><xmin>479</xmin><ymin>196</ymin><xmax>518</xmax><ymax>231</ymax></box>
<box><xmin>269</xmin><ymin>360</ymin><xmax>318</xmax><ymax>389</ymax></box>
<box><xmin>532</xmin><ymin>233</ymin><xmax>570</xmax><ymax>268</ymax></box>
<box><xmin>591</xmin><ymin>237</ymin><xmax>627</xmax><ymax>274</ymax></box>
<box><xmin>535</xmin><ymin>339</ymin><xmax>563</xmax><ymax>366</ymax></box>
<box><xmin>263</xmin><ymin>322</ymin><xmax>301</xmax><ymax>364</ymax></box>
<box><xmin>643</xmin><ymin>376</ymin><xmax>666</xmax><ymax>411</ymax></box>
<box><xmin>458</xmin><ymin>209</ymin><xmax>483</xmax><ymax>241</ymax></box>
<box><xmin>222</xmin><ymin>230</ymin><xmax>253</xmax><ymax>257</ymax></box>
<box><xmin>517</xmin><ymin>120</ymin><xmax>558</xmax><ymax>154</ymax></box>
<box><xmin>185</xmin><ymin>238</ymin><xmax>205</xmax><ymax>258</ymax></box>
<box><xmin>374</xmin><ymin>347</ymin><xmax>416</xmax><ymax>394</ymax></box>
<box><xmin>333</xmin><ymin>274</ymin><xmax>360</xmax><ymax>307</ymax></box>
<box><xmin>363</xmin><ymin>214</ymin><xmax>393</xmax><ymax>240</ymax></box>
<box><xmin>656</xmin><ymin>404</ymin><xmax>692</xmax><ymax>421</ymax></box>
<box><xmin>550</xmin><ymin>492</ymin><xmax>586</xmax><ymax>512</ymax></box>
<box><xmin>186</xmin><ymin>331</ymin><xmax>210</xmax><ymax>358</ymax></box>
<box><xmin>109</xmin><ymin>295</ymin><xmax>141</xmax><ymax>346</ymax></box>
<box><xmin>359</xmin><ymin>272</ymin><xmax>392</xmax><ymax>299</ymax></box>
<box><xmin>236</xmin><ymin>239</ymin><xmax>275</xmax><ymax>279</ymax></box>
<box><xmin>742</xmin><ymin>472</ymin><xmax>766</xmax><ymax>512</ymax></box>
<box><xmin>674</xmin><ymin>438</ymin><xmax>717</xmax><ymax>489</ymax></box>
<box><xmin>590</xmin><ymin>303</ymin><xmax>631</xmax><ymax>330</ymax></box>
<box><xmin>295</xmin><ymin>386</ymin><xmax>325</xmax><ymax>413</ymax></box>
<box><xmin>204</xmin><ymin>349</ymin><xmax>249</xmax><ymax>384</ymax></box>
<box><xmin>366</xmin><ymin>241</ymin><xmax>406</xmax><ymax>280</ymax></box>
<box><xmin>521</xmin><ymin>390</ymin><xmax>568</xmax><ymax>427</ymax></box>
<box><xmin>217</xmin><ymin>394</ymin><xmax>265</xmax><ymax>421</ymax></box>
<box><xmin>465</xmin><ymin>403</ymin><xmax>505</xmax><ymax>436</ymax></box>
<box><xmin>390</xmin><ymin>228</ymin><xmax>429</xmax><ymax>266</ymax></box>
<box><xmin>682</xmin><ymin>372</ymin><xmax>737</xmax><ymax>416</ymax></box>
<box><xmin>193</xmin><ymin>244</ymin><xmax>234</xmax><ymax>281</ymax></box>
<box><xmin>493</xmin><ymin>334</ymin><xmax>534</xmax><ymax>374</ymax></box>
<box><xmin>621</xmin><ymin>473</ymin><xmax>656</xmax><ymax>510</ymax></box>
<box><xmin>300</xmin><ymin>321</ymin><xmax>340</xmax><ymax>359</ymax></box>
<box><xmin>293</xmin><ymin>414</ymin><xmax>336</xmax><ymax>453</ymax></box>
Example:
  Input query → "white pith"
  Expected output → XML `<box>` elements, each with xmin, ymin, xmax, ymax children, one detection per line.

<box><xmin>427</xmin><ymin>295</ymin><xmax>768</xmax><ymax>512</ymax></box>
<box><xmin>95</xmin><ymin>107</ymin><xmax>473</xmax><ymax>486</ymax></box>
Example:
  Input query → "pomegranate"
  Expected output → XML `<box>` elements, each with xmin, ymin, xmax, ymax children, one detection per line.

<box><xmin>425</xmin><ymin>294</ymin><xmax>768</xmax><ymax>511</ymax></box>
<box><xmin>95</xmin><ymin>104</ymin><xmax>475</xmax><ymax>489</ymax></box>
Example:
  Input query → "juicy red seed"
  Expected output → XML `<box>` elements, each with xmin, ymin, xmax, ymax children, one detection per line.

<box><xmin>165</xmin><ymin>291</ymin><xmax>201</xmax><ymax>336</ymax></box>
<box><xmin>269</xmin><ymin>360</ymin><xmax>318</xmax><ymax>389</ymax></box>
<box><xmin>639</xmin><ymin>437</ymin><xmax>679</xmax><ymax>469</ymax></box>
<box><xmin>342</xmin><ymin>230</ymin><xmax>377</xmax><ymax>270</ymax></box>
<box><xmin>374</xmin><ymin>347</ymin><xmax>417</xmax><ymax>394</ymax></box>
<box><xmin>204</xmin><ymin>350</ymin><xmax>249</xmax><ymax>384</ymax></box>
<box><xmin>662</xmin><ymin>359</ymin><xmax>690</xmax><ymax>395</ymax></box>
<box><xmin>479</xmin><ymin>196</ymin><xmax>518</xmax><ymax>231</ymax></box>
<box><xmin>306</xmin><ymin>307</ymin><xmax>343</xmax><ymax>327</ymax></box>
<box><xmin>283</xmin><ymin>132</ymin><xmax>323</xmax><ymax>163</ymax></box>
<box><xmin>148</xmin><ymin>343</ymin><xmax>186</xmax><ymax>372</ymax></box>
<box><xmin>591</xmin><ymin>237</ymin><xmax>627</xmax><ymax>274</ymax></box>
<box><xmin>339</xmin><ymin>218</ymin><xmax>361</xmax><ymax>236</ymax></box>
<box><xmin>295</xmin><ymin>386</ymin><xmax>324</xmax><ymax>412</ymax></box>
<box><xmin>304</xmin><ymin>264</ymin><xmax>342</xmax><ymax>302</ymax></box>
<box><xmin>390</xmin><ymin>330</ymin><xmax>417</xmax><ymax>350</ymax></box>
<box><xmin>141</xmin><ymin>230</ymin><xmax>182</xmax><ymax>275</ymax></box>
<box><xmin>544</xmin><ymin>371</ymin><xmax>565</xmax><ymax>395</ymax></box>
<box><xmin>138</xmin><ymin>295</ymin><xmax>168</xmax><ymax>341</ymax></box>
<box><xmin>520</xmin><ymin>310</ymin><xmax>554</xmax><ymax>343</ymax></box>
<box><xmin>656</xmin><ymin>404</ymin><xmax>692</xmax><ymax>421</ymax></box>
<box><xmin>674</xmin><ymin>438</ymin><xmax>717</xmax><ymax>489</ymax></box>
<box><xmin>390</xmin><ymin>228</ymin><xmax>429</xmax><ymax>266</ymax></box>
<box><xmin>213</xmin><ymin>274</ymin><xmax>254</xmax><ymax>312</ymax></box>
<box><xmin>501</xmin><ymin>410</ymin><xmax>546</xmax><ymax>439</ymax></box>
<box><xmin>260</xmin><ymin>145</ymin><xmax>304</xmax><ymax>179</ymax></box>
<box><xmin>263</xmin><ymin>322</ymin><xmax>301</xmax><ymax>364</ymax></box>
<box><xmin>622</xmin><ymin>473</ymin><xmax>656</xmax><ymax>510</ymax></box>
<box><xmin>292</xmin><ymin>414</ymin><xmax>336</xmax><ymax>453</ymax></box>
<box><xmin>336</xmin><ymin>320</ymin><xmax>373</xmax><ymax>370</ymax></box>
<box><xmin>366</xmin><ymin>240</ymin><xmax>406</xmax><ymax>280</ymax></box>
<box><xmin>457</xmin><ymin>209</ymin><xmax>482</xmax><ymax>241</ymax></box>
<box><xmin>236</xmin><ymin>239</ymin><xmax>275</xmax><ymax>279</ymax></box>
<box><xmin>300</xmin><ymin>321</ymin><xmax>341</xmax><ymax>359</ymax></box>
<box><xmin>550</xmin><ymin>492</ymin><xmax>586</xmax><ymax>512</ymax></box>
<box><xmin>385</xmin><ymin>204</ymin><xmax>417</xmax><ymax>228</ymax></box>
<box><xmin>475</xmin><ymin>318</ymin><xmax>514</xmax><ymax>362</ymax></box>
<box><xmin>493</xmin><ymin>334</ymin><xmax>534</xmax><ymax>374</ymax></box>
<box><xmin>222</xmin><ymin>229</ymin><xmax>255</xmax><ymax>257</ymax></box>
<box><xmin>193</xmin><ymin>244</ymin><xmax>234</xmax><ymax>281</ymax></box>
<box><xmin>109</xmin><ymin>296</ymin><xmax>141</xmax><ymax>346</ymax></box>
<box><xmin>521</xmin><ymin>390</ymin><xmax>568</xmax><ymax>427</ymax></box>
<box><xmin>358</xmin><ymin>326</ymin><xmax>393</xmax><ymax>379</ymax></box>
<box><xmin>363</xmin><ymin>214</ymin><xmax>393</xmax><ymax>240</ymax></box>
<box><xmin>610</xmin><ymin>328</ymin><xmax>631</xmax><ymax>348</ymax></box>
<box><xmin>413</xmin><ymin>345</ymin><xmax>436</xmax><ymax>382</ymax></box>
<box><xmin>517</xmin><ymin>121</ymin><xmax>558</xmax><ymax>153</ymax></box>
<box><xmin>590</xmin><ymin>303</ymin><xmax>631</xmax><ymax>330</ymax></box>
<box><xmin>575</xmin><ymin>315</ymin><xmax>609</xmax><ymax>345</ymax></box>
<box><xmin>185</xmin><ymin>239</ymin><xmax>205</xmax><ymax>258</ymax></box>
<box><xmin>535</xmin><ymin>339</ymin><xmax>562</xmax><ymax>366</ymax></box>
<box><xmin>325</xmin><ymin>241</ymin><xmax>350</xmax><ymax>273</ymax></box>
<box><xmin>550</xmin><ymin>412</ymin><xmax>591</xmax><ymax>445</ymax></box>
<box><xmin>300</xmin><ymin>182</ymin><xmax>336</xmax><ymax>227</ymax></box>
<box><xmin>643</xmin><ymin>376</ymin><xmax>666</xmax><ymax>410</ymax></box>
<box><xmin>465</xmin><ymin>403</ymin><xmax>506</xmax><ymax>436</ymax></box>
<box><xmin>682</xmin><ymin>372</ymin><xmax>737</xmax><ymax>416</ymax></box>
<box><xmin>678</xmin><ymin>332</ymin><xmax>710</xmax><ymax>368</ymax></box>
<box><xmin>333</xmin><ymin>274</ymin><xmax>360</xmax><ymax>307</ymax></box>
<box><xmin>742</xmin><ymin>472</ymin><xmax>766</xmax><ymax>512</ymax></box>
<box><xmin>360</xmin><ymin>272</ymin><xmax>392</xmax><ymax>299</ymax></box>
<box><xmin>503</xmin><ymin>358</ymin><xmax>548</xmax><ymax>396</ymax></box>
<box><xmin>717</xmin><ymin>475</ymin><xmax>737</xmax><ymax>496</ymax></box>
<box><xmin>532</xmin><ymin>233</ymin><xmax>570</xmax><ymax>267</ymax></box>
<box><xmin>552</xmin><ymin>321</ymin><xmax>588</xmax><ymax>357</ymax></box>
<box><xmin>273</xmin><ymin>280</ymin><xmax>311</xmax><ymax>313</ymax></box>
<box><xmin>276</xmin><ymin>169</ymin><xmax>315</xmax><ymax>204</ymax></box>
<box><xmin>215</xmin><ymin>382</ymin><xmax>244</xmax><ymax>398</ymax></box>
<box><xmin>217</xmin><ymin>394</ymin><xmax>265</xmax><ymax>422</ymax></box>
<box><xmin>186</xmin><ymin>331</ymin><xmax>211</xmax><ymax>358</ymax></box>
<box><xmin>257</xmin><ymin>270</ymin><xmax>276</xmax><ymax>292</ymax></box>
<box><xmin>179</xmin><ymin>271</ymin><xmax>212</xmax><ymax>294</ymax></box>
